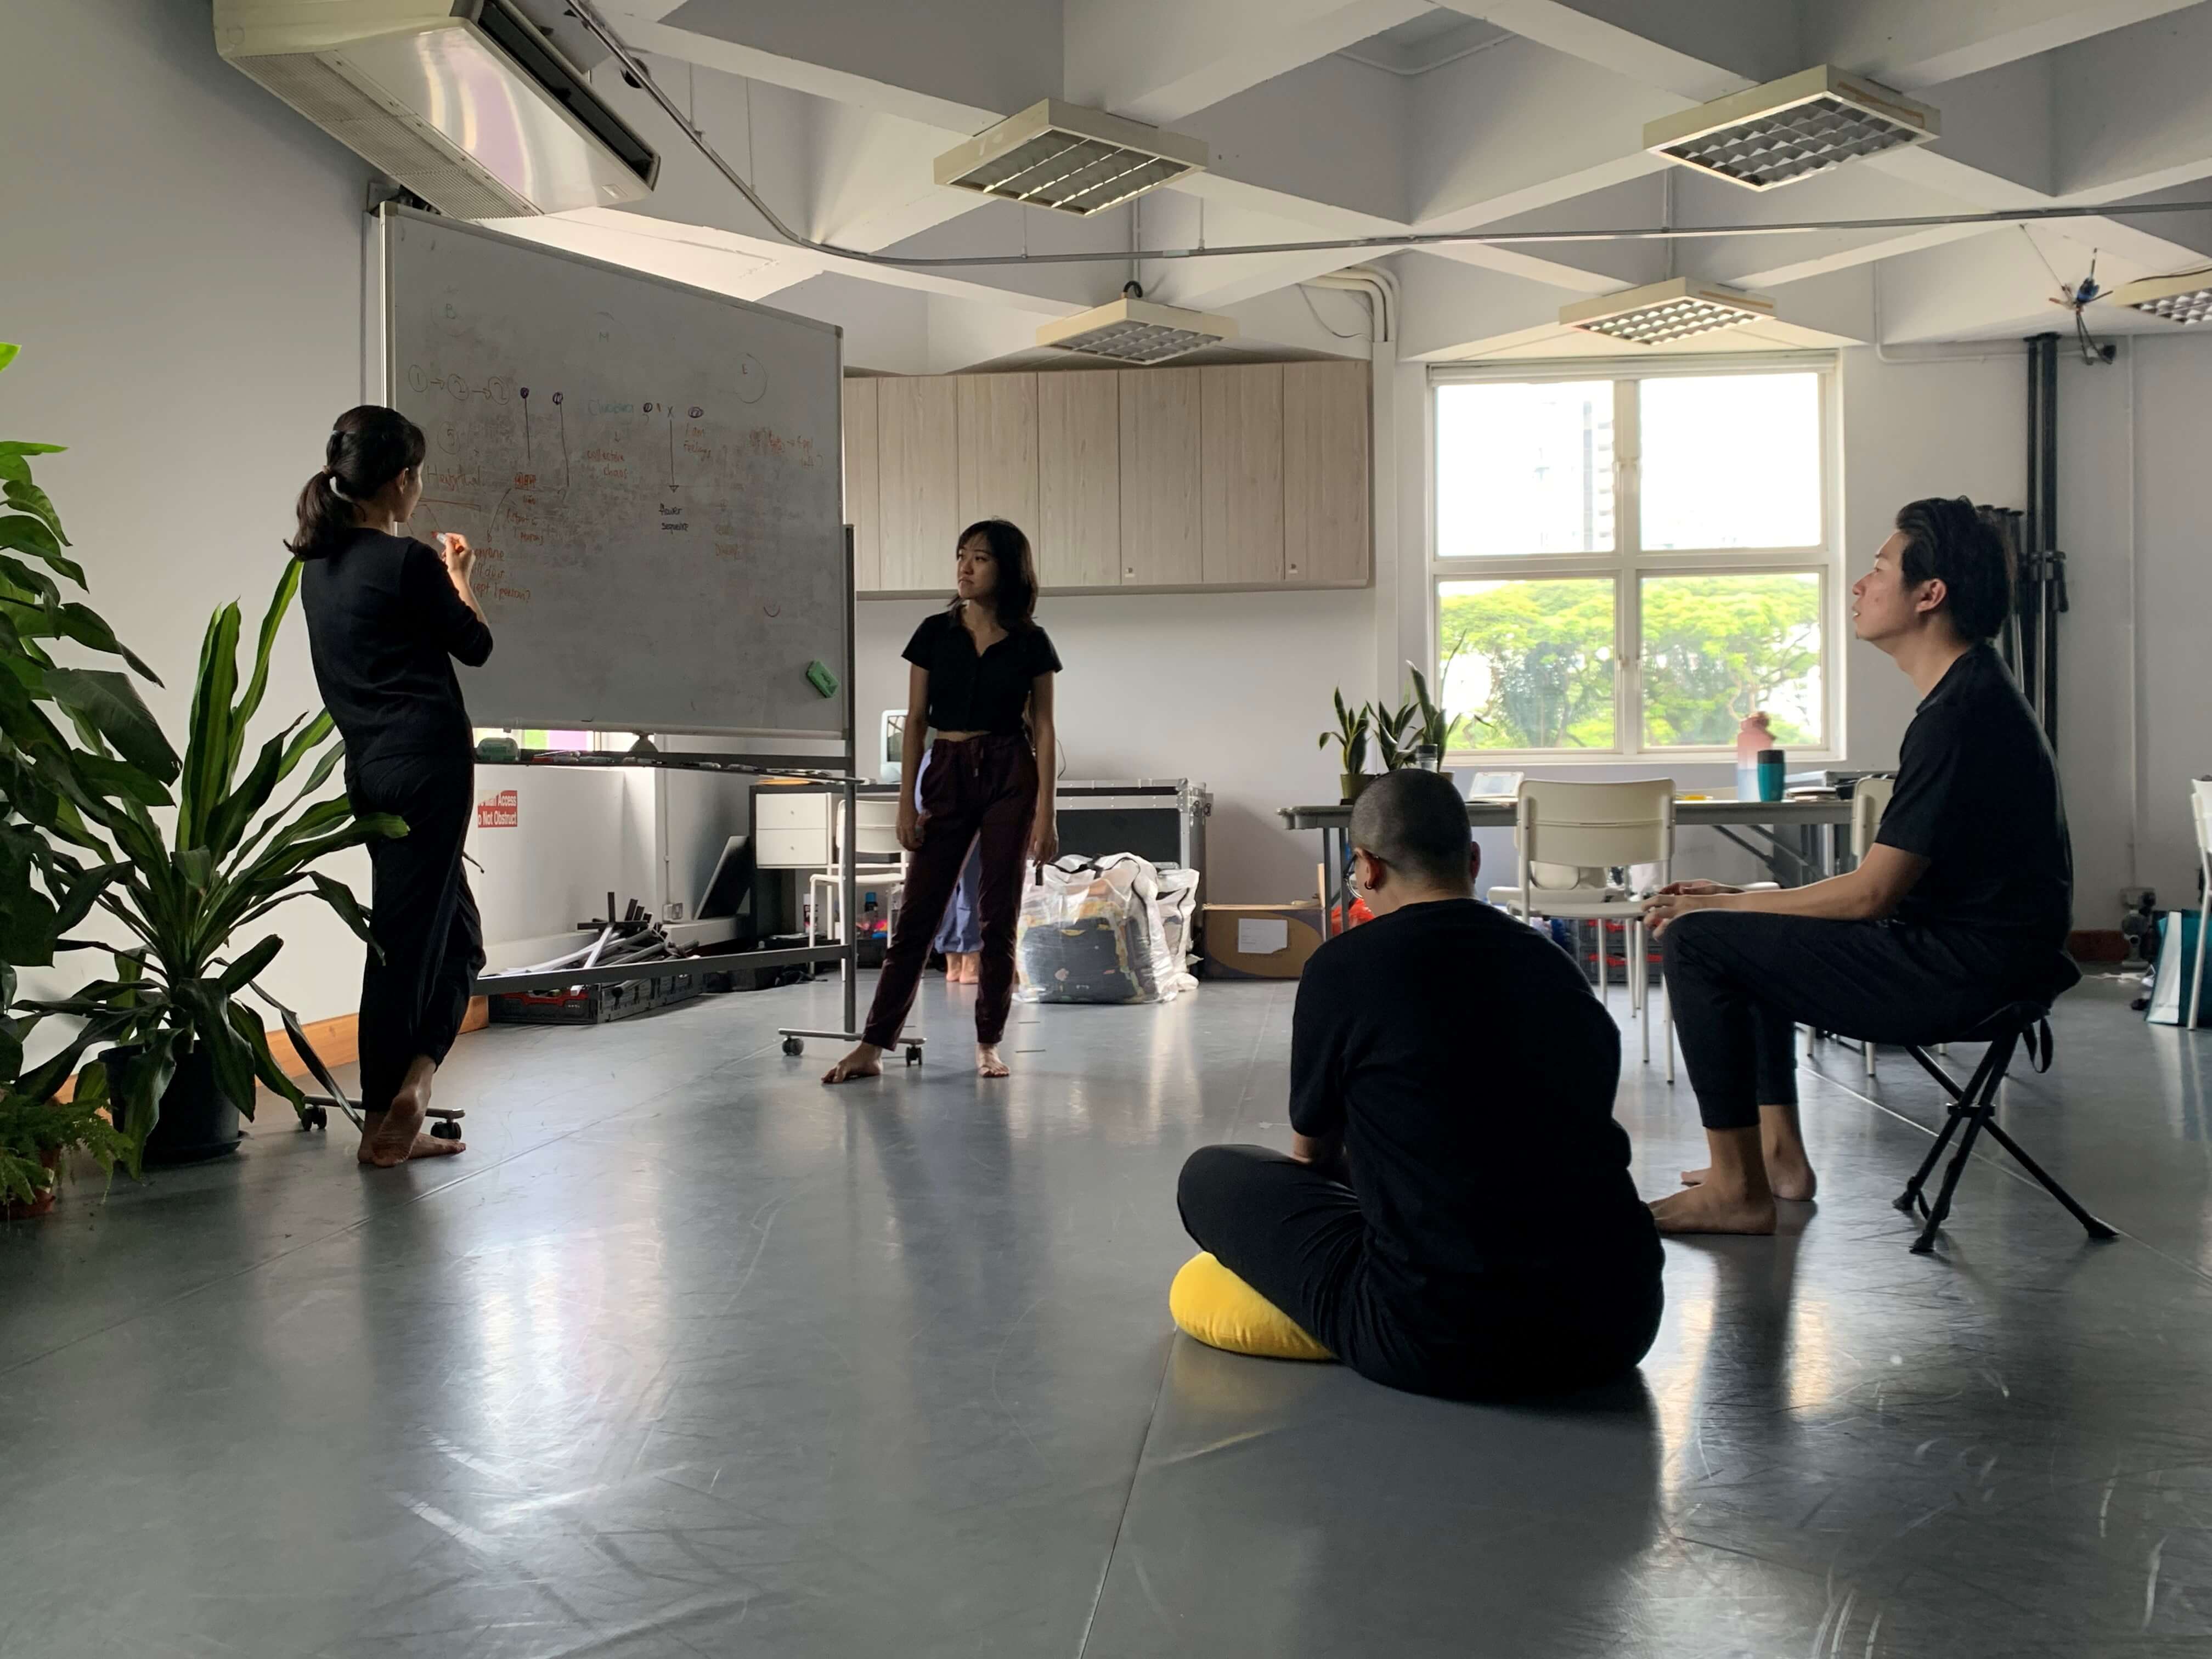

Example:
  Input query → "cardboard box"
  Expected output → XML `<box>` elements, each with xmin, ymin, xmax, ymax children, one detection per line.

<box><xmin>1203</xmin><ymin>902</ymin><xmax>1325</xmax><ymax>980</ymax></box>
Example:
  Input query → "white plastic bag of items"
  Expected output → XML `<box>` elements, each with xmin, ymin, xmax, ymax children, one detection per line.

<box><xmin>1015</xmin><ymin>854</ymin><xmax>1199</xmax><ymax>1004</ymax></box>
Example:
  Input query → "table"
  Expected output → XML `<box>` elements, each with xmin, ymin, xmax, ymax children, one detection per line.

<box><xmin>1279</xmin><ymin>796</ymin><xmax>1855</xmax><ymax>939</ymax></box>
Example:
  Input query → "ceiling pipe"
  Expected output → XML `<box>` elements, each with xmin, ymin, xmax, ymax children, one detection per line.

<box><xmin>1305</xmin><ymin>264</ymin><xmax>1398</xmax><ymax>343</ymax></box>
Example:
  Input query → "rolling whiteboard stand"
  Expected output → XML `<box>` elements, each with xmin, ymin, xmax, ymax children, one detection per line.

<box><xmin>375</xmin><ymin>206</ymin><xmax>902</xmax><ymax>1040</ymax></box>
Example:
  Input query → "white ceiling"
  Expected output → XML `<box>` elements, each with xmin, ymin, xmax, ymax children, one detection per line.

<box><xmin>511</xmin><ymin>0</ymin><xmax>2212</xmax><ymax>372</ymax></box>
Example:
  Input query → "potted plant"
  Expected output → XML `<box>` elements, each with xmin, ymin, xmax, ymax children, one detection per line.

<box><xmin>1406</xmin><ymin>664</ymin><xmax>1452</xmax><ymax>787</ymax></box>
<box><xmin>3</xmin><ymin>338</ymin><xmax>176</xmax><ymax>1204</ymax></box>
<box><xmin>3</xmin><ymin>341</ymin><xmax>402</xmax><ymax>1171</ymax></box>
<box><xmin>1318</xmin><ymin>690</ymin><xmax>1372</xmax><ymax>803</ymax></box>
<box><xmin>1372</xmin><ymin>695</ymin><xmax>1420</xmax><ymax>771</ymax></box>
<box><xmin>16</xmin><ymin>563</ymin><xmax>406</xmax><ymax>1163</ymax></box>
<box><xmin>1</xmin><ymin>1048</ymin><xmax>131</xmax><ymax>1217</ymax></box>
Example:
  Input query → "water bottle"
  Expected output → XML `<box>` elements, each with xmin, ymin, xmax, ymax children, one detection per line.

<box><xmin>1757</xmin><ymin>749</ymin><xmax>1787</xmax><ymax>804</ymax></box>
<box><xmin>1734</xmin><ymin>713</ymin><xmax>1773</xmax><ymax>802</ymax></box>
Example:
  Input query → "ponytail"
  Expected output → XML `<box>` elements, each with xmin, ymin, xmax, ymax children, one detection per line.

<box><xmin>289</xmin><ymin>404</ymin><xmax>427</xmax><ymax>559</ymax></box>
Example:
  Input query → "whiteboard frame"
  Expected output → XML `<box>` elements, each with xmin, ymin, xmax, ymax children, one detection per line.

<box><xmin>374</xmin><ymin>204</ymin><xmax>852</xmax><ymax>768</ymax></box>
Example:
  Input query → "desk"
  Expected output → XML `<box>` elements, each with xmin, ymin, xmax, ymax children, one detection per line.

<box><xmin>1278</xmin><ymin>796</ymin><xmax>1855</xmax><ymax>939</ymax></box>
<box><xmin>769</xmin><ymin>778</ymin><xmax>1211</xmax><ymax>880</ymax></box>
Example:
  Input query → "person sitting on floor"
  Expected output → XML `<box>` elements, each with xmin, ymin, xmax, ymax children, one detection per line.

<box><xmin>1641</xmin><ymin>495</ymin><xmax>2076</xmax><ymax>1237</ymax></box>
<box><xmin>1175</xmin><ymin>768</ymin><xmax>1664</xmax><ymax>1401</ymax></box>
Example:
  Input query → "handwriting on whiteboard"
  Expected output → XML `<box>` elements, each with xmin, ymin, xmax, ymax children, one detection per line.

<box><xmin>402</xmin><ymin>360</ymin><xmax>821</xmax><ymax>627</ymax></box>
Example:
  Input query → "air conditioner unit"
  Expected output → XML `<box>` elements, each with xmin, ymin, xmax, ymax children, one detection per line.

<box><xmin>214</xmin><ymin>0</ymin><xmax>659</xmax><ymax>219</ymax></box>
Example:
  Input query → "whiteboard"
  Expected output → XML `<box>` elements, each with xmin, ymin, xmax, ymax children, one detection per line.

<box><xmin>380</xmin><ymin>207</ymin><xmax>848</xmax><ymax>745</ymax></box>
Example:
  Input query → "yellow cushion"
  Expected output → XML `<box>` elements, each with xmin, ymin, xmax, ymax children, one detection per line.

<box><xmin>1169</xmin><ymin>1252</ymin><xmax>1334</xmax><ymax>1362</ymax></box>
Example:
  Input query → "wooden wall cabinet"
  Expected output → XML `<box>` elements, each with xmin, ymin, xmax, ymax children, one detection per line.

<box><xmin>840</xmin><ymin>378</ymin><xmax>880</xmax><ymax>592</ymax></box>
<box><xmin>1283</xmin><ymin>360</ymin><xmax>1369</xmax><ymax>586</ymax></box>
<box><xmin>1200</xmin><ymin>364</ymin><xmax>1284</xmax><ymax>585</ymax></box>
<box><xmin>1118</xmin><ymin>368</ymin><xmax>1204</xmax><ymax>586</ymax></box>
<box><xmin>1037</xmin><ymin>371</ymin><xmax>1121</xmax><ymax>588</ymax></box>
<box><xmin>849</xmin><ymin>361</ymin><xmax>1368</xmax><ymax>595</ymax></box>
<box><xmin>876</xmin><ymin>375</ymin><xmax>961</xmax><ymax>592</ymax></box>
<box><xmin>957</xmin><ymin>372</ymin><xmax>1037</xmax><ymax>531</ymax></box>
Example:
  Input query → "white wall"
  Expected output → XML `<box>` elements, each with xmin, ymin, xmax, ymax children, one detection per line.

<box><xmin>1838</xmin><ymin>337</ymin><xmax>2209</xmax><ymax>928</ymax></box>
<box><xmin>856</xmin><ymin>589</ymin><xmax>1376</xmax><ymax>904</ymax></box>
<box><xmin>2060</xmin><ymin>334</ymin><xmax>2212</xmax><ymax>916</ymax></box>
<box><xmin>4</xmin><ymin>0</ymin><xmax>700</xmax><ymax>1031</ymax></box>
<box><xmin>7</xmin><ymin>0</ymin><xmax>375</xmax><ymax>1026</ymax></box>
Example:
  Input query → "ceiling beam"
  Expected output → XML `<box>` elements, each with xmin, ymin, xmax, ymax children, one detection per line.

<box><xmin>1434</xmin><ymin>0</ymin><xmax>1795</xmax><ymax>99</ymax></box>
<box><xmin>1063</xmin><ymin>0</ymin><xmax>1429</xmax><ymax>125</ymax></box>
<box><xmin>1803</xmin><ymin>0</ymin><xmax>2203</xmax><ymax>88</ymax></box>
<box><xmin>647</xmin><ymin>0</ymin><xmax>1056</xmax><ymax>128</ymax></box>
<box><xmin>2054</xmin><ymin>3</ymin><xmax>2212</xmax><ymax>199</ymax></box>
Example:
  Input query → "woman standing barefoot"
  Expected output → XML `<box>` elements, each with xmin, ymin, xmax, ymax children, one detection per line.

<box><xmin>290</xmin><ymin>406</ymin><xmax>490</xmax><ymax>1165</ymax></box>
<box><xmin>825</xmin><ymin>521</ymin><xmax>1058</xmax><ymax>1082</ymax></box>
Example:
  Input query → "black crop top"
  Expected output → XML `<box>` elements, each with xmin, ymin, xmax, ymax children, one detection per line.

<box><xmin>902</xmin><ymin>608</ymin><xmax>1061</xmax><ymax>735</ymax></box>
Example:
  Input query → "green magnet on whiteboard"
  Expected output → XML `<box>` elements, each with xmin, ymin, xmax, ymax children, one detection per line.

<box><xmin>805</xmin><ymin>659</ymin><xmax>839</xmax><ymax>698</ymax></box>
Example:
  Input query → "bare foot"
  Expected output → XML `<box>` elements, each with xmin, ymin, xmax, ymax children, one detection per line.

<box><xmin>976</xmin><ymin>1043</ymin><xmax>1009</xmax><ymax>1078</ymax></box>
<box><xmin>823</xmin><ymin>1043</ymin><xmax>884</xmax><ymax>1084</ymax></box>
<box><xmin>955</xmin><ymin>953</ymin><xmax>979</xmax><ymax>984</ymax></box>
<box><xmin>1650</xmin><ymin>1184</ymin><xmax>1778</xmax><ymax>1235</ymax></box>
<box><xmin>401</xmin><ymin>1131</ymin><xmax>466</xmax><ymax>1159</ymax></box>
<box><xmin>358</xmin><ymin>1098</ymin><xmax>427</xmax><ymax>1167</ymax></box>
<box><xmin>1681</xmin><ymin>1158</ymin><xmax>1817</xmax><ymax>1201</ymax></box>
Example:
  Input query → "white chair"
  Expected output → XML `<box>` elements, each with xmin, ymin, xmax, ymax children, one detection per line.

<box><xmin>806</xmin><ymin>797</ymin><xmax>908</xmax><ymax>969</ymax></box>
<box><xmin>1488</xmin><ymin>778</ymin><xmax>1674</xmax><ymax>1070</ymax></box>
<box><xmin>2190</xmin><ymin>778</ymin><xmax>2211</xmax><ymax>1029</ymax></box>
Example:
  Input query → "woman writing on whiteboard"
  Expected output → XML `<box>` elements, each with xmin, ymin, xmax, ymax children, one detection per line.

<box><xmin>290</xmin><ymin>405</ymin><xmax>493</xmax><ymax>1165</ymax></box>
<box><xmin>825</xmin><ymin>520</ymin><xmax>1060</xmax><ymax>1082</ymax></box>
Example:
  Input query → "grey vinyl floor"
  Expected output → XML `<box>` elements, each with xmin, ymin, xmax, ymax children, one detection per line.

<box><xmin>3</xmin><ymin>968</ymin><xmax>2209</xmax><ymax>1658</ymax></box>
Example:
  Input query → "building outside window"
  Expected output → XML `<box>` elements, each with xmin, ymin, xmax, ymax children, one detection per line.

<box><xmin>1429</xmin><ymin>358</ymin><xmax>1838</xmax><ymax>761</ymax></box>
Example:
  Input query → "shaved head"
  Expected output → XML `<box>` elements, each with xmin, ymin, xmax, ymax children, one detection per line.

<box><xmin>1350</xmin><ymin>770</ymin><xmax>1475</xmax><ymax>891</ymax></box>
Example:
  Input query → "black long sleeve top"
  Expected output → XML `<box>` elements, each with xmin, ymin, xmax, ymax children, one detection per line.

<box><xmin>296</xmin><ymin>528</ymin><xmax>493</xmax><ymax>769</ymax></box>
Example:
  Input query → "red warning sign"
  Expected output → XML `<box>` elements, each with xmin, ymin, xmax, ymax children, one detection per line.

<box><xmin>476</xmin><ymin>788</ymin><xmax>518</xmax><ymax>828</ymax></box>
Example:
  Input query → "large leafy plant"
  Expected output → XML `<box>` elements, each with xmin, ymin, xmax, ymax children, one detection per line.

<box><xmin>2</xmin><ymin>341</ymin><xmax>403</xmax><ymax>1190</ymax></box>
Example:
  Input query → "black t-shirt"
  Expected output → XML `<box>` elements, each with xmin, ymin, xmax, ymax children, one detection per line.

<box><xmin>1875</xmin><ymin>642</ymin><xmax>2073</xmax><ymax>945</ymax></box>
<box><xmin>296</xmin><ymin>529</ymin><xmax>493</xmax><ymax>769</ymax></box>
<box><xmin>902</xmin><ymin>607</ymin><xmax>1061</xmax><ymax>734</ymax></box>
<box><xmin>1289</xmin><ymin>899</ymin><xmax>1661</xmax><ymax>1322</ymax></box>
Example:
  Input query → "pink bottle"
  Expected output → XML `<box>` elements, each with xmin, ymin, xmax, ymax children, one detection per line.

<box><xmin>1734</xmin><ymin>712</ymin><xmax>1773</xmax><ymax>800</ymax></box>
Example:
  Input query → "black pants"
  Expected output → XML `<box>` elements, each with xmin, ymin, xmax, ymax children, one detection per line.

<box><xmin>1661</xmin><ymin>909</ymin><xmax>2069</xmax><ymax>1131</ymax></box>
<box><xmin>861</xmin><ymin>735</ymin><xmax>1037</xmax><ymax>1049</ymax></box>
<box><xmin>1177</xmin><ymin>1145</ymin><xmax>1663</xmax><ymax>1401</ymax></box>
<box><xmin>352</xmin><ymin>753</ymin><xmax>484</xmax><ymax>1115</ymax></box>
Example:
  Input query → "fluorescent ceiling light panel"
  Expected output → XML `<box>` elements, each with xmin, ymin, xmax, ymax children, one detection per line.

<box><xmin>1035</xmin><ymin>297</ymin><xmax>1238</xmax><ymax>364</ymax></box>
<box><xmin>934</xmin><ymin>99</ymin><xmax>1206</xmax><ymax>216</ymax></box>
<box><xmin>2110</xmin><ymin>270</ymin><xmax>2212</xmax><ymax>324</ymax></box>
<box><xmin>1559</xmin><ymin>278</ymin><xmax>1777</xmax><ymax>346</ymax></box>
<box><xmin>1644</xmin><ymin>66</ymin><xmax>1938</xmax><ymax>190</ymax></box>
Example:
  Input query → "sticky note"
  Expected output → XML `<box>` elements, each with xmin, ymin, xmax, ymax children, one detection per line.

<box><xmin>805</xmin><ymin>659</ymin><xmax>839</xmax><ymax>698</ymax></box>
<box><xmin>1238</xmin><ymin>917</ymin><xmax>1290</xmax><ymax>955</ymax></box>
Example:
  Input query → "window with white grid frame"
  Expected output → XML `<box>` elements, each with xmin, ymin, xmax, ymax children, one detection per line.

<box><xmin>1429</xmin><ymin>358</ymin><xmax>1839</xmax><ymax>760</ymax></box>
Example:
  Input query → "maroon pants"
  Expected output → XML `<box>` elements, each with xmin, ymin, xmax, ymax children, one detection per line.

<box><xmin>862</xmin><ymin>735</ymin><xmax>1038</xmax><ymax>1048</ymax></box>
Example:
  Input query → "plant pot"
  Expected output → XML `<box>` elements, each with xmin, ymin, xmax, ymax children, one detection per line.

<box><xmin>1340</xmin><ymin>772</ymin><xmax>1373</xmax><ymax>804</ymax></box>
<box><xmin>1</xmin><ymin>1149</ymin><xmax>61</xmax><ymax>1221</ymax></box>
<box><xmin>140</xmin><ymin>1043</ymin><xmax>246</xmax><ymax>1167</ymax></box>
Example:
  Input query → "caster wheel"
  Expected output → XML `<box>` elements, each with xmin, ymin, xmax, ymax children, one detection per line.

<box><xmin>302</xmin><ymin>1105</ymin><xmax>327</xmax><ymax>1131</ymax></box>
<box><xmin>430</xmin><ymin>1119</ymin><xmax>461</xmax><ymax>1142</ymax></box>
<box><xmin>905</xmin><ymin>1045</ymin><xmax>923</xmax><ymax>1066</ymax></box>
<box><xmin>782</xmin><ymin>1036</ymin><xmax>804</xmax><ymax>1057</ymax></box>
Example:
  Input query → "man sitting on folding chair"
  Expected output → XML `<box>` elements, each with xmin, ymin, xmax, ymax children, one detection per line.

<box><xmin>1642</xmin><ymin>496</ymin><xmax>2078</xmax><ymax>1238</ymax></box>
